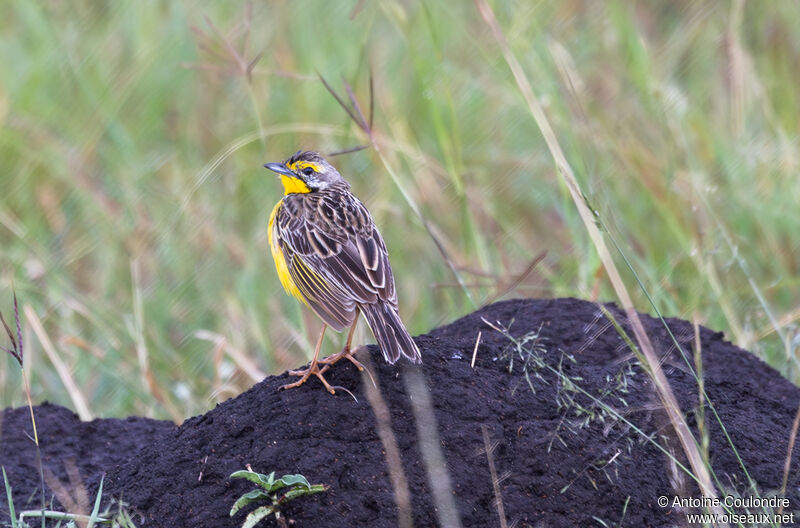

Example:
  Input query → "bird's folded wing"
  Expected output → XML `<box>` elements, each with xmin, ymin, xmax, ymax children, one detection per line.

<box><xmin>283</xmin><ymin>246</ymin><xmax>355</xmax><ymax>331</ymax></box>
<box><xmin>276</xmin><ymin>206</ymin><xmax>398</xmax><ymax>318</ymax></box>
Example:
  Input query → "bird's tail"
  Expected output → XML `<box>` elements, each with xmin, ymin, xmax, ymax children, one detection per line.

<box><xmin>361</xmin><ymin>302</ymin><xmax>422</xmax><ymax>365</ymax></box>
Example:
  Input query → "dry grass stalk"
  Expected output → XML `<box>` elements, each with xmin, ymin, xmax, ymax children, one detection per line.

<box><xmin>360</xmin><ymin>352</ymin><xmax>413</xmax><ymax>528</ymax></box>
<box><xmin>24</xmin><ymin>303</ymin><xmax>93</xmax><ymax>421</ymax></box>
<box><xmin>481</xmin><ymin>425</ymin><xmax>509</xmax><ymax>528</ymax></box>
<box><xmin>475</xmin><ymin>0</ymin><xmax>724</xmax><ymax>519</ymax></box>
<box><xmin>404</xmin><ymin>366</ymin><xmax>463</xmax><ymax>528</ymax></box>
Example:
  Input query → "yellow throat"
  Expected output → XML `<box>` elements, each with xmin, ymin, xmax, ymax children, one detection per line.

<box><xmin>280</xmin><ymin>175</ymin><xmax>311</xmax><ymax>195</ymax></box>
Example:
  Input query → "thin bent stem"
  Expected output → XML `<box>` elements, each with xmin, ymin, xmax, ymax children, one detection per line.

<box><xmin>21</xmin><ymin>369</ymin><xmax>38</xmax><ymax>445</ymax></box>
<box><xmin>247</xmin><ymin>82</ymin><xmax>267</xmax><ymax>152</ymax></box>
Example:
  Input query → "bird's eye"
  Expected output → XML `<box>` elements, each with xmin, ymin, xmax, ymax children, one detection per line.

<box><xmin>301</xmin><ymin>167</ymin><xmax>314</xmax><ymax>176</ymax></box>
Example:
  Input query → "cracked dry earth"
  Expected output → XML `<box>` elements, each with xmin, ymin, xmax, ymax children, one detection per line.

<box><xmin>2</xmin><ymin>298</ymin><xmax>799</xmax><ymax>527</ymax></box>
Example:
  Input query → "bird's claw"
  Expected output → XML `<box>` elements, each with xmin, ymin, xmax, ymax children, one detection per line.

<box><xmin>281</xmin><ymin>363</ymin><xmax>335</xmax><ymax>394</ymax></box>
<box><xmin>319</xmin><ymin>347</ymin><xmax>365</xmax><ymax>372</ymax></box>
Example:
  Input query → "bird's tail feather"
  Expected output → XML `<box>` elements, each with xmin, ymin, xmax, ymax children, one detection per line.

<box><xmin>361</xmin><ymin>303</ymin><xmax>421</xmax><ymax>364</ymax></box>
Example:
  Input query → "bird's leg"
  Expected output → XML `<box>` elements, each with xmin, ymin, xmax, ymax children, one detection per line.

<box><xmin>281</xmin><ymin>324</ymin><xmax>336</xmax><ymax>394</ymax></box>
<box><xmin>319</xmin><ymin>315</ymin><xmax>365</xmax><ymax>372</ymax></box>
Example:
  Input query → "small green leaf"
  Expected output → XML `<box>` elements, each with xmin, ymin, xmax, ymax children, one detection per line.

<box><xmin>230</xmin><ymin>470</ymin><xmax>280</xmax><ymax>491</ymax></box>
<box><xmin>281</xmin><ymin>484</ymin><xmax>328</xmax><ymax>503</ymax></box>
<box><xmin>3</xmin><ymin>467</ymin><xmax>18</xmax><ymax>528</ymax></box>
<box><xmin>230</xmin><ymin>489</ymin><xmax>270</xmax><ymax>517</ymax></box>
<box><xmin>277</xmin><ymin>474</ymin><xmax>311</xmax><ymax>490</ymax></box>
<box><xmin>241</xmin><ymin>505</ymin><xmax>275</xmax><ymax>528</ymax></box>
<box><xmin>87</xmin><ymin>474</ymin><xmax>104</xmax><ymax>528</ymax></box>
<box><xmin>230</xmin><ymin>470</ymin><xmax>260</xmax><ymax>482</ymax></box>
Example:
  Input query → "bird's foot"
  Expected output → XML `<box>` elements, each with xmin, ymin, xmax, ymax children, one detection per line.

<box><xmin>320</xmin><ymin>346</ymin><xmax>365</xmax><ymax>372</ymax></box>
<box><xmin>281</xmin><ymin>362</ymin><xmax>336</xmax><ymax>394</ymax></box>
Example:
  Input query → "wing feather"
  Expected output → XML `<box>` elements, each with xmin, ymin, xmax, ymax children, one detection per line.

<box><xmin>281</xmin><ymin>243</ymin><xmax>354</xmax><ymax>331</ymax></box>
<box><xmin>274</xmin><ymin>192</ymin><xmax>398</xmax><ymax>328</ymax></box>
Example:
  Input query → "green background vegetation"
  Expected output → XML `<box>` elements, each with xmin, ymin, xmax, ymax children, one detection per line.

<box><xmin>1</xmin><ymin>1</ymin><xmax>798</xmax><ymax>420</ymax></box>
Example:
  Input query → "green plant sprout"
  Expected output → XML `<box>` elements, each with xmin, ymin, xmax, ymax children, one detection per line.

<box><xmin>229</xmin><ymin>468</ymin><xmax>327</xmax><ymax>528</ymax></box>
<box><xmin>3</xmin><ymin>472</ymin><xmax>137</xmax><ymax>528</ymax></box>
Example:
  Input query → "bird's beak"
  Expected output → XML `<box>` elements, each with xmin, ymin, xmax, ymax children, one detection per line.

<box><xmin>263</xmin><ymin>162</ymin><xmax>296</xmax><ymax>178</ymax></box>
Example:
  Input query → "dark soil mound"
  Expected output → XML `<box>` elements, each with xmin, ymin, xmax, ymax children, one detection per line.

<box><xmin>2</xmin><ymin>298</ymin><xmax>799</xmax><ymax>527</ymax></box>
<box><xmin>0</xmin><ymin>404</ymin><xmax>173</xmax><ymax>513</ymax></box>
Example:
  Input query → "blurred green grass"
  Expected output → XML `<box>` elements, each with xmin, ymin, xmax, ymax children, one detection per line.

<box><xmin>1</xmin><ymin>1</ymin><xmax>798</xmax><ymax>419</ymax></box>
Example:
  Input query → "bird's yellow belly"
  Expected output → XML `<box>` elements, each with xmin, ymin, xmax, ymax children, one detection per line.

<box><xmin>268</xmin><ymin>201</ymin><xmax>306</xmax><ymax>303</ymax></box>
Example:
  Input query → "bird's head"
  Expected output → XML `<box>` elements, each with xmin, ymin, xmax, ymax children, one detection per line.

<box><xmin>264</xmin><ymin>151</ymin><xmax>344</xmax><ymax>195</ymax></box>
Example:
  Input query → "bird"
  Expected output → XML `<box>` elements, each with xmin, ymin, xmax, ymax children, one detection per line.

<box><xmin>264</xmin><ymin>150</ymin><xmax>422</xmax><ymax>393</ymax></box>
